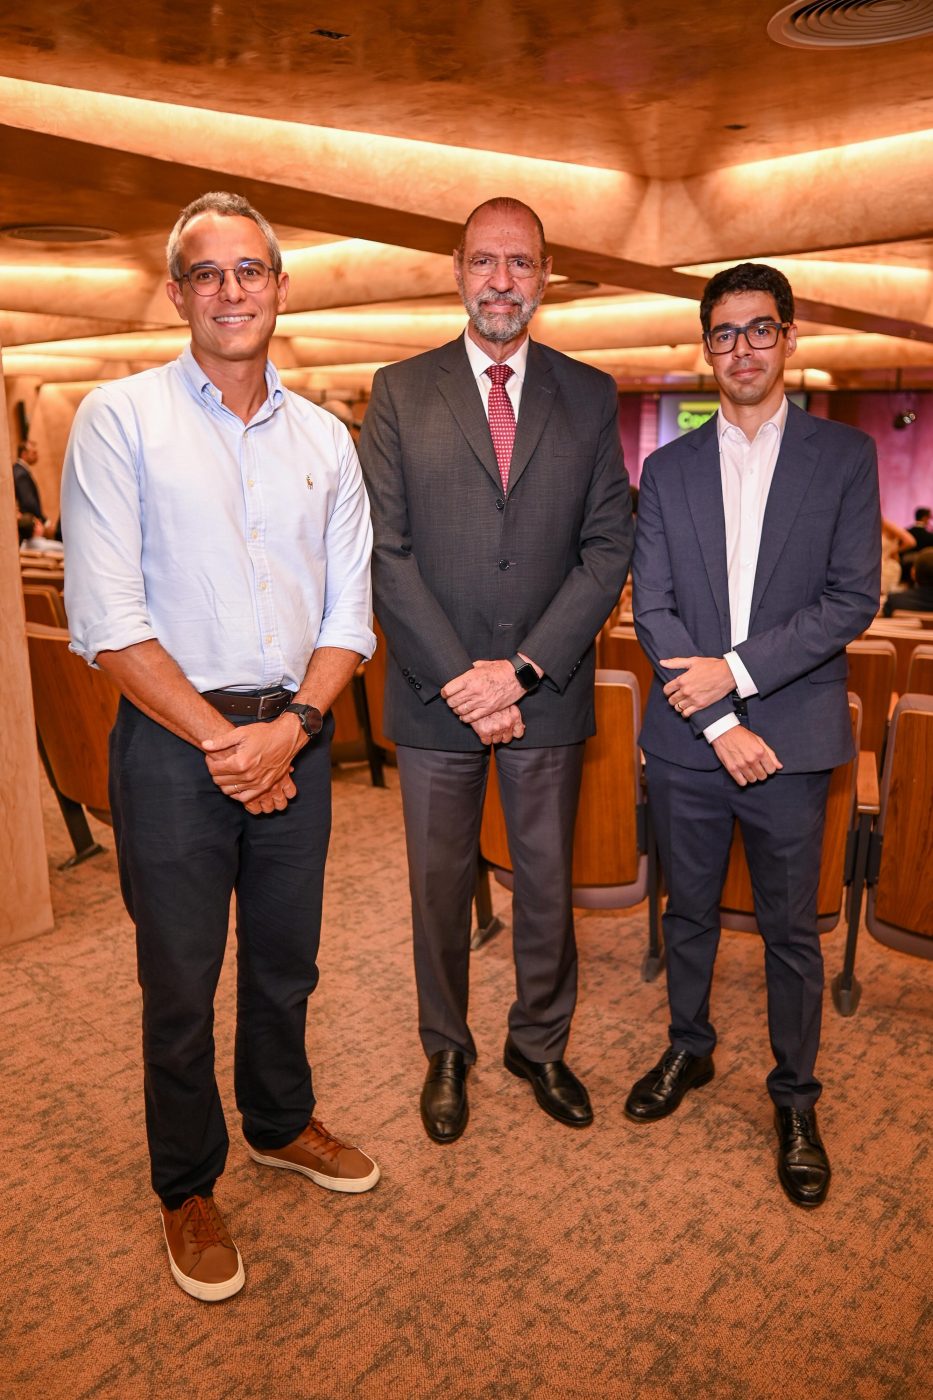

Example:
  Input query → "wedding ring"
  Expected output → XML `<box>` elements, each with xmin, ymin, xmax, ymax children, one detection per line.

<box><xmin>233</xmin><ymin>783</ymin><xmax>241</xmax><ymax>793</ymax></box>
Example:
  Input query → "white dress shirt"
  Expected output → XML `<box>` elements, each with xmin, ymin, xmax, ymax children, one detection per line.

<box><xmin>703</xmin><ymin>397</ymin><xmax>787</xmax><ymax>744</ymax></box>
<box><xmin>462</xmin><ymin>329</ymin><xmax>529</xmax><ymax>420</ymax></box>
<box><xmin>63</xmin><ymin>346</ymin><xmax>375</xmax><ymax>693</ymax></box>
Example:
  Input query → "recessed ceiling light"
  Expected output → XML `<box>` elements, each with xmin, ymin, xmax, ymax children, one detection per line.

<box><xmin>724</xmin><ymin>123</ymin><xmax>748</xmax><ymax>131</ymax></box>
<box><xmin>1</xmin><ymin>224</ymin><xmax>117</xmax><ymax>244</ymax></box>
<box><xmin>310</xmin><ymin>28</ymin><xmax>348</xmax><ymax>40</ymax></box>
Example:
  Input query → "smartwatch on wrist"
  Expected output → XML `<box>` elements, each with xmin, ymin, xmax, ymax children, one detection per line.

<box><xmin>284</xmin><ymin>702</ymin><xmax>324</xmax><ymax>740</ymax></box>
<box><xmin>509</xmin><ymin>654</ymin><xmax>539</xmax><ymax>693</ymax></box>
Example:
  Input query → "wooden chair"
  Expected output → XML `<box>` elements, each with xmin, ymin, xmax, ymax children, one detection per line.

<box><xmin>833</xmin><ymin>695</ymin><xmax>933</xmax><ymax>1014</ymax></box>
<box><xmin>865</xmin><ymin>621</ymin><xmax>923</xmax><ymax>694</ymax></box>
<box><xmin>25</xmin><ymin>622</ymin><xmax>120</xmax><ymax>866</ymax></box>
<box><xmin>329</xmin><ymin>670</ymin><xmax>385</xmax><ymax>786</ymax></box>
<box><xmin>361</xmin><ymin>615</ymin><xmax>395</xmax><ymax>763</ymax></box>
<box><xmin>905</xmin><ymin>644</ymin><xmax>933</xmax><ymax>696</ymax></box>
<box><xmin>20</xmin><ymin>567</ymin><xmax>64</xmax><ymax>591</ymax></box>
<box><xmin>597</xmin><ymin>625</ymin><xmax>653</xmax><ymax>716</ymax></box>
<box><xmin>477</xmin><ymin>669</ymin><xmax>663</xmax><ymax>979</ymax></box>
<box><xmin>22</xmin><ymin>583</ymin><xmax>67</xmax><ymax>628</ymax></box>
<box><xmin>845</xmin><ymin>640</ymin><xmax>895</xmax><ymax>766</ymax></box>
<box><xmin>719</xmin><ymin>696</ymin><xmax>866</xmax><ymax>938</ymax></box>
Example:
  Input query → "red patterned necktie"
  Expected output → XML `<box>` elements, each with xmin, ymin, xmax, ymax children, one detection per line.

<box><xmin>485</xmin><ymin>363</ymin><xmax>516</xmax><ymax>494</ymax></box>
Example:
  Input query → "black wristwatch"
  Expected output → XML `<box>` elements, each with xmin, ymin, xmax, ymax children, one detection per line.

<box><xmin>284</xmin><ymin>702</ymin><xmax>324</xmax><ymax>740</ymax></box>
<box><xmin>510</xmin><ymin>654</ymin><xmax>540</xmax><ymax>693</ymax></box>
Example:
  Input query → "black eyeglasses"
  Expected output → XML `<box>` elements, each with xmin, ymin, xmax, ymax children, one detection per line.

<box><xmin>704</xmin><ymin>320</ymin><xmax>792</xmax><ymax>354</ymax></box>
<box><xmin>180</xmin><ymin>260</ymin><xmax>275</xmax><ymax>296</ymax></box>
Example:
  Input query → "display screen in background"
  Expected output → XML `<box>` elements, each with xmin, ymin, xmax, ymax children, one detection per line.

<box><xmin>657</xmin><ymin>392</ymin><xmax>807</xmax><ymax>447</ymax></box>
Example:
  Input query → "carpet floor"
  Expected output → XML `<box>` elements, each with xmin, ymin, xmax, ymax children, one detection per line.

<box><xmin>0</xmin><ymin>763</ymin><xmax>930</xmax><ymax>1400</ymax></box>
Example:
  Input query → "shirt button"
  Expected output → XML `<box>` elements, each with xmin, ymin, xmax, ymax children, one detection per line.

<box><xmin>264</xmin><ymin>634</ymin><xmax>272</xmax><ymax>644</ymax></box>
<box><xmin>499</xmin><ymin>559</ymin><xmax>510</xmax><ymax>571</ymax></box>
<box><xmin>247</xmin><ymin>480</ymin><xmax>255</xmax><ymax>488</ymax></box>
<box><xmin>259</xmin><ymin>581</ymin><xmax>268</xmax><ymax>591</ymax></box>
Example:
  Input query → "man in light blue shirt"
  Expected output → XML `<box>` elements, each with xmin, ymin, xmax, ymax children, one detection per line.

<box><xmin>62</xmin><ymin>191</ymin><xmax>379</xmax><ymax>1302</ymax></box>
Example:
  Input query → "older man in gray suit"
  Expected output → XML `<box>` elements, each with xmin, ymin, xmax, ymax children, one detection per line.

<box><xmin>626</xmin><ymin>263</ymin><xmax>880</xmax><ymax>1207</ymax></box>
<box><xmin>360</xmin><ymin>197</ymin><xmax>632</xmax><ymax>1143</ymax></box>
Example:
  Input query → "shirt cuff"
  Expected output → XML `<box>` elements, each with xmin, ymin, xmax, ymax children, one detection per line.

<box><xmin>725</xmin><ymin>649</ymin><xmax>758</xmax><ymax>698</ymax></box>
<box><xmin>703</xmin><ymin>713</ymin><xmax>740</xmax><ymax>744</ymax></box>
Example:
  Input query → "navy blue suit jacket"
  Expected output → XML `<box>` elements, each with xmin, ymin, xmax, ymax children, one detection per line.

<box><xmin>633</xmin><ymin>403</ymin><xmax>881</xmax><ymax>773</ymax></box>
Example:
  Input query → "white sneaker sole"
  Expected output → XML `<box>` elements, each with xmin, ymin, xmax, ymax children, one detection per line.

<box><xmin>247</xmin><ymin>1145</ymin><xmax>380</xmax><ymax>1193</ymax></box>
<box><xmin>161</xmin><ymin>1212</ymin><xmax>246</xmax><ymax>1302</ymax></box>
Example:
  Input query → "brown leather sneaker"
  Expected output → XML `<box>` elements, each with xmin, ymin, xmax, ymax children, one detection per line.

<box><xmin>247</xmin><ymin>1117</ymin><xmax>380</xmax><ymax>1193</ymax></box>
<box><xmin>160</xmin><ymin>1195</ymin><xmax>245</xmax><ymax>1302</ymax></box>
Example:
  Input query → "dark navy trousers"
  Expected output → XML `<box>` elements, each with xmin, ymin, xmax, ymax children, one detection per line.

<box><xmin>109</xmin><ymin>698</ymin><xmax>334</xmax><ymax>1208</ymax></box>
<box><xmin>645</xmin><ymin>753</ymin><xmax>832</xmax><ymax>1108</ymax></box>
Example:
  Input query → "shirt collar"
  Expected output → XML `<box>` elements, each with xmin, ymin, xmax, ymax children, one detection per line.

<box><xmin>177</xmin><ymin>344</ymin><xmax>285</xmax><ymax>414</ymax></box>
<box><xmin>462</xmin><ymin>327</ymin><xmax>530</xmax><ymax>383</ymax></box>
<box><xmin>717</xmin><ymin>395</ymin><xmax>788</xmax><ymax>446</ymax></box>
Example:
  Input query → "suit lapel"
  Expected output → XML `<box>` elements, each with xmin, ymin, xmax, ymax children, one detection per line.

<box><xmin>435</xmin><ymin>337</ymin><xmax>501</xmax><ymax>490</ymax></box>
<box><xmin>748</xmin><ymin>403</ymin><xmax>821</xmax><ymax>625</ymax></box>
<box><xmin>506</xmin><ymin>340</ymin><xmax>556</xmax><ymax>494</ymax></box>
<box><xmin>683</xmin><ymin>417</ymin><xmax>732</xmax><ymax>653</ymax></box>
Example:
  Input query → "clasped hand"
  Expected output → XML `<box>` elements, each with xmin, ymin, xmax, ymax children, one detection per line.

<box><xmin>202</xmin><ymin>715</ymin><xmax>304</xmax><ymax>814</ymax></box>
<box><xmin>661</xmin><ymin>655</ymin><xmax>735</xmax><ymax>719</ymax></box>
<box><xmin>441</xmin><ymin>660</ymin><xmax>528</xmax><ymax>744</ymax></box>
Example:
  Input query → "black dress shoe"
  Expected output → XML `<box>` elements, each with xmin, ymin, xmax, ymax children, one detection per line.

<box><xmin>420</xmin><ymin>1050</ymin><xmax>469</xmax><ymax>1143</ymax></box>
<box><xmin>774</xmin><ymin>1106</ymin><xmax>831</xmax><ymax>1207</ymax></box>
<box><xmin>624</xmin><ymin>1047</ymin><xmax>714</xmax><ymax>1122</ymax></box>
<box><xmin>503</xmin><ymin>1035</ymin><xmax>593</xmax><ymax>1127</ymax></box>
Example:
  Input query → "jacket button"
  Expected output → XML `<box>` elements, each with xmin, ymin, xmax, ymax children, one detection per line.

<box><xmin>402</xmin><ymin>668</ymin><xmax>410</xmax><ymax>676</ymax></box>
<box><xmin>415</xmin><ymin>683</ymin><xmax>422</xmax><ymax>691</ymax></box>
<box><xmin>498</xmin><ymin>558</ymin><xmax>510</xmax><ymax>571</ymax></box>
<box><xmin>495</xmin><ymin>499</ymin><xmax>505</xmax><ymax>511</ymax></box>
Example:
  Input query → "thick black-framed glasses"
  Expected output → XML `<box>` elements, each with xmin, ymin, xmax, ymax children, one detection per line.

<box><xmin>704</xmin><ymin>319</ymin><xmax>792</xmax><ymax>354</ymax></box>
<box><xmin>180</xmin><ymin>260</ymin><xmax>275</xmax><ymax>296</ymax></box>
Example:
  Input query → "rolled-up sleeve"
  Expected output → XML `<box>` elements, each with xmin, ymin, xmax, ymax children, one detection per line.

<box><xmin>316</xmin><ymin>434</ymin><xmax>376</xmax><ymax>660</ymax></box>
<box><xmin>61</xmin><ymin>388</ymin><xmax>157</xmax><ymax>666</ymax></box>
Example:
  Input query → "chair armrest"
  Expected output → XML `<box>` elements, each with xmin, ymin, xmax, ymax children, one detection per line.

<box><xmin>856</xmin><ymin>751</ymin><xmax>881</xmax><ymax>815</ymax></box>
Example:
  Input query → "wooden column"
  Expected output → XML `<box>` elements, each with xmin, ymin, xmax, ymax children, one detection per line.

<box><xmin>0</xmin><ymin>345</ymin><xmax>54</xmax><ymax>946</ymax></box>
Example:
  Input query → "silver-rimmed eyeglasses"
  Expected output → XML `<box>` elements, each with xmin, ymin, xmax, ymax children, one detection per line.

<box><xmin>464</xmin><ymin>254</ymin><xmax>545</xmax><ymax>279</ymax></box>
<box><xmin>180</xmin><ymin>260</ymin><xmax>275</xmax><ymax>296</ymax></box>
<box><xmin>705</xmin><ymin>320</ymin><xmax>792</xmax><ymax>354</ymax></box>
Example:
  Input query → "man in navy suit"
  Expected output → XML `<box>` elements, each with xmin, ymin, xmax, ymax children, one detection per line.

<box><xmin>626</xmin><ymin>263</ymin><xmax>880</xmax><ymax>1206</ymax></box>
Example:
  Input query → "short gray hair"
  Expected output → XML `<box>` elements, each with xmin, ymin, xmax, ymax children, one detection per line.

<box><xmin>166</xmin><ymin>191</ymin><xmax>283</xmax><ymax>280</ymax></box>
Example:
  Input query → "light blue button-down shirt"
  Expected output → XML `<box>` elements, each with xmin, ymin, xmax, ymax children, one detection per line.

<box><xmin>62</xmin><ymin>347</ymin><xmax>375</xmax><ymax>692</ymax></box>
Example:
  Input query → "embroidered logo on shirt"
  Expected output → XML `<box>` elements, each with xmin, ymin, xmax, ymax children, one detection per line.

<box><xmin>306</xmin><ymin>475</ymin><xmax>314</xmax><ymax>490</ymax></box>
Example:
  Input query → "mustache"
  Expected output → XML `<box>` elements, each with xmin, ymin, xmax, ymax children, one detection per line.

<box><xmin>476</xmin><ymin>290</ymin><xmax>526</xmax><ymax>307</ymax></box>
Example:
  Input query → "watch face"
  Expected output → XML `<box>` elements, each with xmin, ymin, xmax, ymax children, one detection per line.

<box><xmin>514</xmin><ymin>661</ymin><xmax>538</xmax><ymax>691</ymax></box>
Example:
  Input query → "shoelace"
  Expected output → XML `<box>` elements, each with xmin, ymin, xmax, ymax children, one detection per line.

<box><xmin>179</xmin><ymin>1195</ymin><xmax>226</xmax><ymax>1247</ymax></box>
<box><xmin>302</xmin><ymin>1118</ymin><xmax>347</xmax><ymax>1162</ymax></box>
<box><xmin>653</xmin><ymin>1049</ymin><xmax>690</xmax><ymax>1088</ymax></box>
<box><xmin>782</xmin><ymin>1109</ymin><xmax>817</xmax><ymax>1145</ymax></box>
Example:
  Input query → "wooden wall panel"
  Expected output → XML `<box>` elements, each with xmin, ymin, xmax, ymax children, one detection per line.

<box><xmin>0</xmin><ymin>346</ymin><xmax>54</xmax><ymax>946</ymax></box>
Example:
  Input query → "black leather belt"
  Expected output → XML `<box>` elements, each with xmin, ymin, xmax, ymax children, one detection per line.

<box><xmin>202</xmin><ymin>687</ymin><xmax>292</xmax><ymax>719</ymax></box>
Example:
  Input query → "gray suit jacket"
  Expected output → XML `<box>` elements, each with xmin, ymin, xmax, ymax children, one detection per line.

<box><xmin>634</xmin><ymin>403</ymin><xmax>881</xmax><ymax>772</ymax></box>
<box><xmin>359</xmin><ymin>336</ymin><xmax>633</xmax><ymax>750</ymax></box>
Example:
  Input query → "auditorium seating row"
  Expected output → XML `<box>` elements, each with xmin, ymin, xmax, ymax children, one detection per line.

<box><xmin>20</xmin><ymin>607</ymin><xmax>932</xmax><ymax>1016</ymax></box>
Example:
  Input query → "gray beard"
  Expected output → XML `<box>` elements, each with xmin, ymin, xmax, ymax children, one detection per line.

<box><xmin>461</xmin><ymin>285</ymin><xmax>544</xmax><ymax>343</ymax></box>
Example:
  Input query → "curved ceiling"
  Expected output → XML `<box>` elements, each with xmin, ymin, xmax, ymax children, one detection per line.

<box><xmin>1</xmin><ymin>0</ymin><xmax>932</xmax><ymax>398</ymax></box>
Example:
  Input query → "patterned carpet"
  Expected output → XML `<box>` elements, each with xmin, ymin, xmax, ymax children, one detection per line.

<box><xmin>0</xmin><ymin>762</ymin><xmax>930</xmax><ymax>1400</ymax></box>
